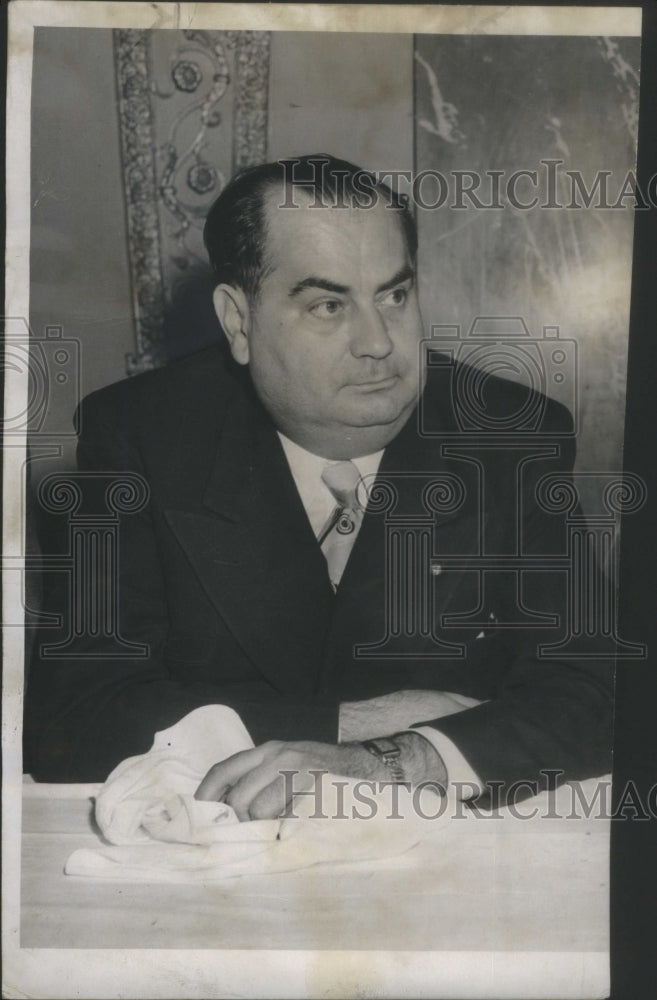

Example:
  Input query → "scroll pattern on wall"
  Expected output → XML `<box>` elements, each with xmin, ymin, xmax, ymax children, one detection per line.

<box><xmin>113</xmin><ymin>29</ymin><xmax>270</xmax><ymax>374</ymax></box>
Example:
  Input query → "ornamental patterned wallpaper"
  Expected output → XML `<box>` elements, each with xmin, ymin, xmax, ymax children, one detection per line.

<box><xmin>113</xmin><ymin>29</ymin><xmax>270</xmax><ymax>374</ymax></box>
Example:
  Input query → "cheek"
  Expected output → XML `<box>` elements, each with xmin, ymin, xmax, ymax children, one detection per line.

<box><xmin>253</xmin><ymin>334</ymin><xmax>327</xmax><ymax>403</ymax></box>
<box><xmin>250</xmin><ymin>320</ymin><xmax>294</xmax><ymax>374</ymax></box>
<box><xmin>278</xmin><ymin>327</ymin><xmax>335</xmax><ymax>378</ymax></box>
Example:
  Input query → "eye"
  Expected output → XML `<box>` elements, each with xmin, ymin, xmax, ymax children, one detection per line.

<box><xmin>309</xmin><ymin>299</ymin><xmax>344</xmax><ymax>319</ymax></box>
<box><xmin>380</xmin><ymin>287</ymin><xmax>408</xmax><ymax>308</ymax></box>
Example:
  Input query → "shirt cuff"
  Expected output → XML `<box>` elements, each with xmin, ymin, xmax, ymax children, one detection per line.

<box><xmin>407</xmin><ymin>726</ymin><xmax>483</xmax><ymax>800</ymax></box>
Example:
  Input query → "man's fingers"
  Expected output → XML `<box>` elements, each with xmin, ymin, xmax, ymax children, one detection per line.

<box><xmin>226</xmin><ymin>771</ymin><xmax>286</xmax><ymax>821</ymax></box>
<box><xmin>232</xmin><ymin>767</ymin><xmax>318</xmax><ymax>820</ymax></box>
<box><xmin>248</xmin><ymin>768</ymin><xmax>319</xmax><ymax>819</ymax></box>
<box><xmin>195</xmin><ymin>740</ymin><xmax>339</xmax><ymax>819</ymax></box>
<box><xmin>194</xmin><ymin>768</ymin><xmax>231</xmax><ymax>803</ymax></box>
<box><xmin>222</xmin><ymin>749</ymin><xmax>313</xmax><ymax>819</ymax></box>
<box><xmin>224</xmin><ymin>763</ymin><xmax>284</xmax><ymax>820</ymax></box>
<box><xmin>247</xmin><ymin>777</ymin><xmax>287</xmax><ymax>820</ymax></box>
<box><xmin>194</xmin><ymin>744</ymin><xmax>273</xmax><ymax>801</ymax></box>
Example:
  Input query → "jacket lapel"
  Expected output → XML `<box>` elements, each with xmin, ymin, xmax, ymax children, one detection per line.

<box><xmin>164</xmin><ymin>384</ymin><xmax>334</xmax><ymax>696</ymax></box>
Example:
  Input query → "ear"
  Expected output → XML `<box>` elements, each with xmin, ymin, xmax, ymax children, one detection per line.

<box><xmin>212</xmin><ymin>284</ymin><xmax>251</xmax><ymax>365</ymax></box>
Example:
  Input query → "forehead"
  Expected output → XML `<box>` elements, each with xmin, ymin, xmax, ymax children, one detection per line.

<box><xmin>261</xmin><ymin>187</ymin><xmax>410</xmax><ymax>284</ymax></box>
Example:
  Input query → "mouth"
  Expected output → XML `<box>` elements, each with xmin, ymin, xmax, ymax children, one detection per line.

<box><xmin>349</xmin><ymin>375</ymin><xmax>399</xmax><ymax>391</ymax></box>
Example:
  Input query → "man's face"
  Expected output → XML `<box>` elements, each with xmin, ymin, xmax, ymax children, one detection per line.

<box><xmin>235</xmin><ymin>190</ymin><xmax>425</xmax><ymax>458</ymax></box>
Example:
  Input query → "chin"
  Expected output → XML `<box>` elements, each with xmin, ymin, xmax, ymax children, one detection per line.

<box><xmin>342</xmin><ymin>400</ymin><xmax>409</xmax><ymax>428</ymax></box>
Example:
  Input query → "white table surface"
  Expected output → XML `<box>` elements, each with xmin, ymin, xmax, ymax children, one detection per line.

<box><xmin>20</xmin><ymin>779</ymin><xmax>610</xmax><ymax>953</ymax></box>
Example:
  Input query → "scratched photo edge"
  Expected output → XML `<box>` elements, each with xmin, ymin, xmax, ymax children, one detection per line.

<box><xmin>3</xmin><ymin>3</ymin><xmax>646</xmax><ymax>998</ymax></box>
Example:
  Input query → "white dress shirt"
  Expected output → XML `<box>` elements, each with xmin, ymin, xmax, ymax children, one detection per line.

<box><xmin>277</xmin><ymin>432</ymin><xmax>383</xmax><ymax>538</ymax></box>
<box><xmin>277</xmin><ymin>432</ymin><xmax>482</xmax><ymax>798</ymax></box>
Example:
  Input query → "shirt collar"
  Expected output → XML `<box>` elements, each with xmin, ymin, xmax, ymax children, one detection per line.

<box><xmin>277</xmin><ymin>432</ymin><xmax>384</xmax><ymax>484</ymax></box>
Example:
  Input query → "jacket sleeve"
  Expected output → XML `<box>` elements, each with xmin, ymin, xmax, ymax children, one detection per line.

<box><xmin>24</xmin><ymin>389</ymin><xmax>339</xmax><ymax>782</ymax></box>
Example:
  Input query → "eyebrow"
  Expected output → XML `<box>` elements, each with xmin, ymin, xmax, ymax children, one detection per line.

<box><xmin>288</xmin><ymin>264</ymin><xmax>415</xmax><ymax>299</ymax></box>
<box><xmin>376</xmin><ymin>264</ymin><xmax>415</xmax><ymax>295</ymax></box>
<box><xmin>289</xmin><ymin>276</ymin><xmax>349</xmax><ymax>297</ymax></box>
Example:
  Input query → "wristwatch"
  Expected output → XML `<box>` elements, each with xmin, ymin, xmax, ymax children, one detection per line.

<box><xmin>361</xmin><ymin>736</ymin><xmax>407</xmax><ymax>783</ymax></box>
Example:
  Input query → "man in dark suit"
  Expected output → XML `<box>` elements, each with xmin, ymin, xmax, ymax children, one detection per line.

<box><xmin>25</xmin><ymin>155</ymin><xmax>612</xmax><ymax>818</ymax></box>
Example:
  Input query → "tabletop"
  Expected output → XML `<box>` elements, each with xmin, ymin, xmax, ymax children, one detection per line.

<box><xmin>20</xmin><ymin>778</ymin><xmax>610</xmax><ymax>953</ymax></box>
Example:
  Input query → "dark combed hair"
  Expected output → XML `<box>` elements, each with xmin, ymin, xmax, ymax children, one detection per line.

<box><xmin>203</xmin><ymin>153</ymin><xmax>418</xmax><ymax>301</ymax></box>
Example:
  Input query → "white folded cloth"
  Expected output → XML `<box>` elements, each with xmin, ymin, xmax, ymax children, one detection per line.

<box><xmin>65</xmin><ymin>706</ymin><xmax>450</xmax><ymax>881</ymax></box>
<box><xmin>93</xmin><ymin>704</ymin><xmax>255</xmax><ymax>846</ymax></box>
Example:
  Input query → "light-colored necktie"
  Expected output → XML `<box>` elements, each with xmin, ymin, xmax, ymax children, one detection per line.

<box><xmin>318</xmin><ymin>461</ymin><xmax>365</xmax><ymax>589</ymax></box>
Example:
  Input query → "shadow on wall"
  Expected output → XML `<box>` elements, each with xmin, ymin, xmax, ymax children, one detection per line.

<box><xmin>160</xmin><ymin>265</ymin><xmax>226</xmax><ymax>362</ymax></box>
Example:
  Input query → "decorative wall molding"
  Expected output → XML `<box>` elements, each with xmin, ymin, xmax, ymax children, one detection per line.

<box><xmin>232</xmin><ymin>31</ymin><xmax>270</xmax><ymax>171</ymax></box>
<box><xmin>114</xmin><ymin>29</ymin><xmax>270</xmax><ymax>374</ymax></box>
<box><xmin>114</xmin><ymin>29</ymin><xmax>167</xmax><ymax>375</ymax></box>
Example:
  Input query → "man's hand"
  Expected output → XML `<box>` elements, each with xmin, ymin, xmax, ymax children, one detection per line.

<box><xmin>194</xmin><ymin>733</ymin><xmax>446</xmax><ymax>821</ymax></box>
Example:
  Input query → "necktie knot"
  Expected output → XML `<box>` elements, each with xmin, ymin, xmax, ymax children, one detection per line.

<box><xmin>320</xmin><ymin>460</ymin><xmax>362</xmax><ymax>513</ymax></box>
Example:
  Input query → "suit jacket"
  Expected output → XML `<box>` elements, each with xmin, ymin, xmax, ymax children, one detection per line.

<box><xmin>25</xmin><ymin>346</ymin><xmax>613</xmax><ymax>790</ymax></box>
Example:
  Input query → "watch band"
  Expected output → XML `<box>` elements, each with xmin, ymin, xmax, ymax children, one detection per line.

<box><xmin>361</xmin><ymin>736</ymin><xmax>407</xmax><ymax>783</ymax></box>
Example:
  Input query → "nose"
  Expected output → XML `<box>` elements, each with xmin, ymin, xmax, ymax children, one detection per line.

<box><xmin>349</xmin><ymin>306</ymin><xmax>394</xmax><ymax>360</ymax></box>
